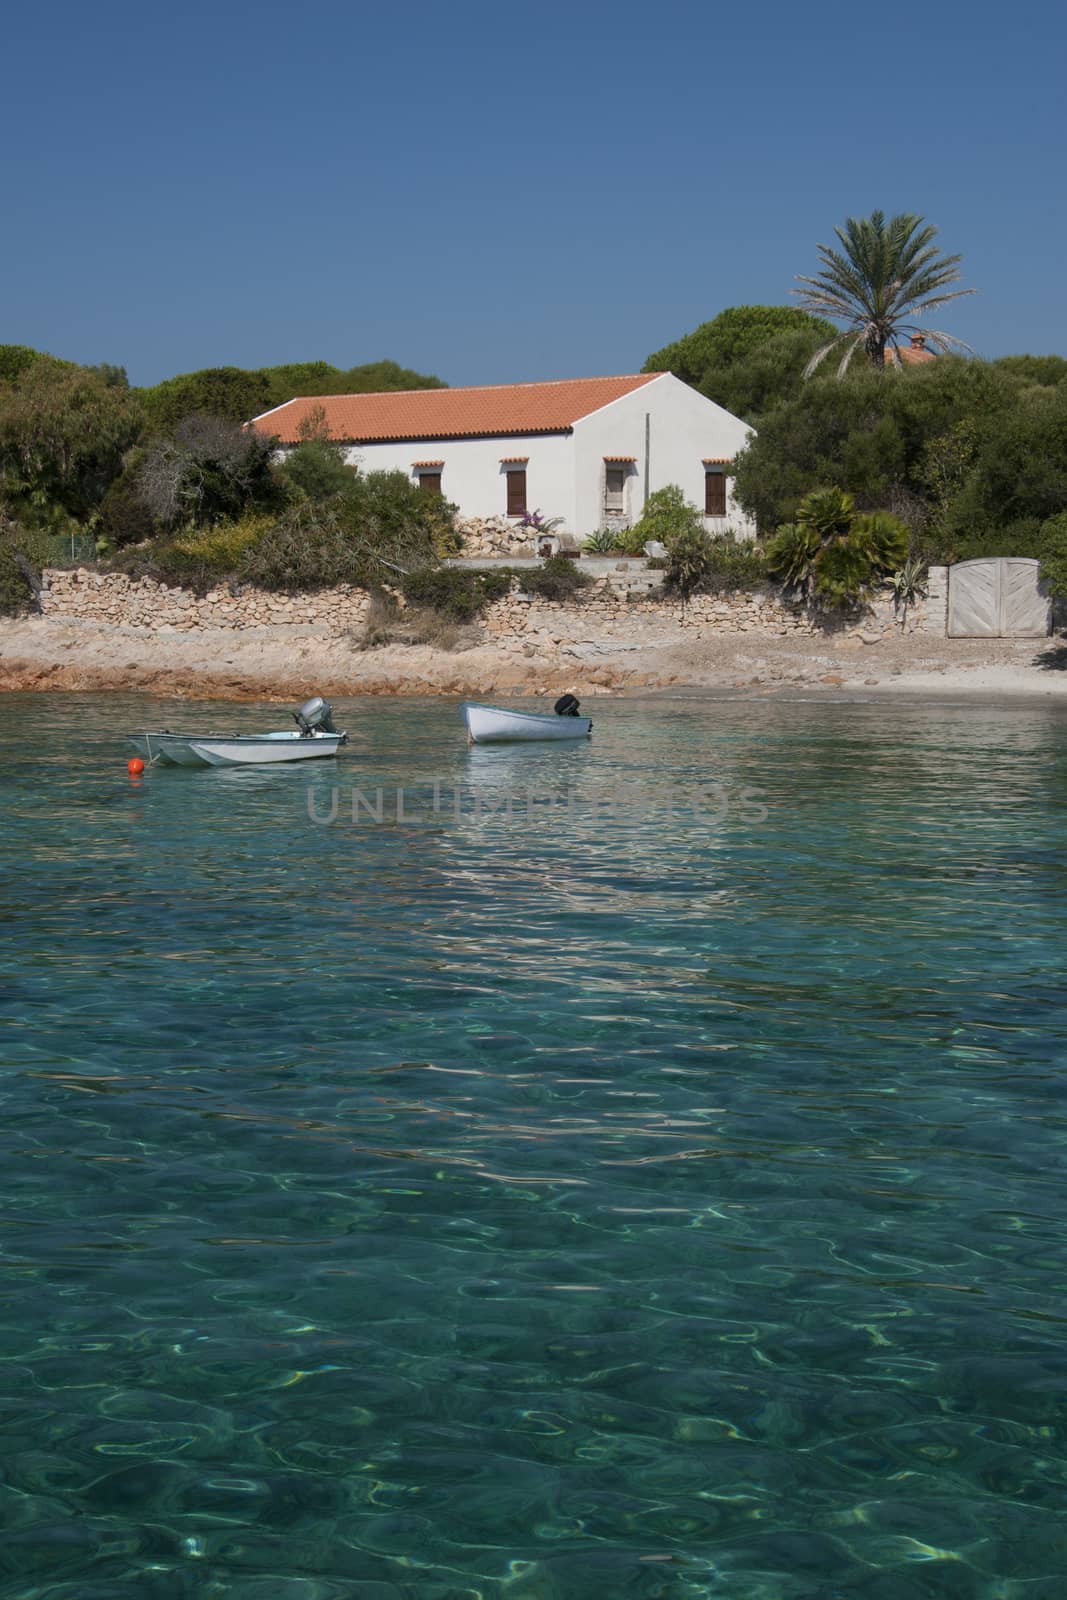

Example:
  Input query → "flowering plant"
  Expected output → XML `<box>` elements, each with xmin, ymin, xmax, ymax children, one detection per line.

<box><xmin>519</xmin><ymin>509</ymin><xmax>563</xmax><ymax>534</ymax></box>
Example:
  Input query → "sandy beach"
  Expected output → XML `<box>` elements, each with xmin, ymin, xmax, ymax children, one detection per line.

<box><xmin>2</xmin><ymin>612</ymin><xmax>1066</xmax><ymax>702</ymax></box>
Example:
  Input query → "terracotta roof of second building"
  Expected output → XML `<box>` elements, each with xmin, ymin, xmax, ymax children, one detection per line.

<box><xmin>884</xmin><ymin>334</ymin><xmax>937</xmax><ymax>367</ymax></box>
<box><xmin>251</xmin><ymin>374</ymin><xmax>663</xmax><ymax>444</ymax></box>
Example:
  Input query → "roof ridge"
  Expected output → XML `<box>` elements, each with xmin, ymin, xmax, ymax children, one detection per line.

<box><xmin>249</xmin><ymin>374</ymin><xmax>668</xmax><ymax>440</ymax></box>
<box><xmin>268</xmin><ymin>373</ymin><xmax>657</xmax><ymax>406</ymax></box>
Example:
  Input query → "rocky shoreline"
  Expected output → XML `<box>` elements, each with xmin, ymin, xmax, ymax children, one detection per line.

<box><xmin>2</xmin><ymin>568</ymin><xmax>1064</xmax><ymax>704</ymax></box>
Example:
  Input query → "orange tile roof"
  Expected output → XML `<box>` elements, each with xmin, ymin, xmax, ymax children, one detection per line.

<box><xmin>251</xmin><ymin>374</ymin><xmax>662</xmax><ymax>444</ymax></box>
<box><xmin>884</xmin><ymin>335</ymin><xmax>936</xmax><ymax>367</ymax></box>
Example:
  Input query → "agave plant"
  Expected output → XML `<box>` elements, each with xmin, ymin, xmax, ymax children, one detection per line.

<box><xmin>889</xmin><ymin>556</ymin><xmax>929</xmax><ymax>626</ymax></box>
<box><xmin>793</xmin><ymin>210</ymin><xmax>976</xmax><ymax>376</ymax></box>
<box><xmin>582</xmin><ymin>527</ymin><xmax>622</xmax><ymax>553</ymax></box>
<box><xmin>766</xmin><ymin>487</ymin><xmax>908</xmax><ymax>610</ymax></box>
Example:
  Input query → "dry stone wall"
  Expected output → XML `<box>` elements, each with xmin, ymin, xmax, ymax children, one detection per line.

<box><xmin>37</xmin><ymin>565</ymin><xmax>947</xmax><ymax>642</ymax></box>
<box><xmin>40</xmin><ymin>570</ymin><xmax>370</xmax><ymax>635</ymax></box>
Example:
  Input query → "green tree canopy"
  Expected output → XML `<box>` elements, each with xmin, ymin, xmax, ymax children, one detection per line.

<box><xmin>730</xmin><ymin>357</ymin><xmax>1022</xmax><ymax>541</ymax></box>
<box><xmin>643</xmin><ymin>305</ymin><xmax>835</xmax><ymax>422</ymax></box>
<box><xmin>138</xmin><ymin>358</ymin><xmax>447</xmax><ymax>435</ymax></box>
<box><xmin>0</xmin><ymin>358</ymin><xmax>143</xmax><ymax>525</ymax></box>
<box><xmin>993</xmin><ymin>355</ymin><xmax>1067</xmax><ymax>390</ymax></box>
<box><xmin>939</xmin><ymin>382</ymin><xmax>1067</xmax><ymax>553</ymax></box>
<box><xmin>794</xmin><ymin>209</ymin><xmax>975</xmax><ymax>374</ymax></box>
<box><xmin>0</xmin><ymin>344</ymin><xmax>59</xmax><ymax>384</ymax></box>
<box><xmin>139</xmin><ymin>367</ymin><xmax>277</xmax><ymax>434</ymax></box>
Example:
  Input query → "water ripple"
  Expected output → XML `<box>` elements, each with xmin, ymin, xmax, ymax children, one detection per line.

<box><xmin>2</xmin><ymin>692</ymin><xmax>1067</xmax><ymax>1597</ymax></box>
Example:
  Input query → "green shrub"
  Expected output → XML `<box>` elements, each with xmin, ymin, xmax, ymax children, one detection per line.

<box><xmin>710</xmin><ymin>538</ymin><xmax>767</xmax><ymax>591</ymax></box>
<box><xmin>335</xmin><ymin>470</ymin><xmax>462</xmax><ymax>564</ymax></box>
<box><xmin>662</xmin><ymin>529</ymin><xmax>716</xmax><ymax>599</ymax></box>
<box><xmin>400</xmin><ymin>566</ymin><xmax>512</xmax><ymax>622</ymax></box>
<box><xmin>582</xmin><ymin>527</ymin><xmax>622</xmax><ymax>553</ymax></box>
<box><xmin>240</xmin><ymin>502</ymin><xmax>365</xmax><ymax>592</ymax></box>
<box><xmin>766</xmin><ymin>487</ymin><xmax>908</xmax><ymax>609</ymax></box>
<box><xmin>98</xmin><ymin>454</ymin><xmax>161</xmax><ymax>548</ymax></box>
<box><xmin>1038</xmin><ymin>512</ymin><xmax>1067</xmax><ymax>598</ymax></box>
<box><xmin>0</xmin><ymin>518</ymin><xmax>50</xmax><ymax>615</ymax></box>
<box><xmin>168</xmin><ymin>513</ymin><xmax>277</xmax><ymax>586</ymax></box>
<box><xmin>278</xmin><ymin>437</ymin><xmax>355</xmax><ymax>502</ymax></box>
<box><xmin>615</xmin><ymin>524</ymin><xmax>658</xmax><ymax>556</ymax></box>
<box><xmin>135</xmin><ymin>413</ymin><xmax>282</xmax><ymax>529</ymax></box>
<box><xmin>515</xmin><ymin>553</ymin><xmax>591</xmax><ymax>601</ymax></box>
<box><xmin>104</xmin><ymin>511</ymin><xmax>276</xmax><ymax>590</ymax></box>
<box><xmin>629</xmin><ymin>484</ymin><xmax>704</xmax><ymax>546</ymax></box>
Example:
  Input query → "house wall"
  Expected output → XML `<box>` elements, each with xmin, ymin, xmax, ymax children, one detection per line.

<box><xmin>338</xmin><ymin>433</ymin><xmax>576</xmax><ymax>528</ymax></box>
<box><xmin>279</xmin><ymin>374</ymin><xmax>755</xmax><ymax>538</ymax></box>
<box><xmin>571</xmin><ymin>374</ymin><xmax>755</xmax><ymax>538</ymax></box>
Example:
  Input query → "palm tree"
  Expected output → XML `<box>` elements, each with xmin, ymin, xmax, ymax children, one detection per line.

<box><xmin>792</xmin><ymin>210</ymin><xmax>975</xmax><ymax>377</ymax></box>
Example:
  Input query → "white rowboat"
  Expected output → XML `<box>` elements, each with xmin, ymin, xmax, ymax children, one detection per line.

<box><xmin>128</xmin><ymin>696</ymin><xmax>347</xmax><ymax>767</ymax></box>
<box><xmin>462</xmin><ymin>702</ymin><xmax>592</xmax><ymax>744</ymax></box>
<box><xmin>127</xmin><ymin>730</ymin><xmax>346</xmax><ymax>767</ymax></box>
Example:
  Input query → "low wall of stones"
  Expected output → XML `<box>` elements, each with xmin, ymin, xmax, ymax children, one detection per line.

<box><xmin>40</xmin><ymin>570</ymin><xmax>370</xmax><ymax>635</ymax></box>
<box><xmin>489</xmin><ymin>566</ymin><xmax>945</xmax><ymax>640</ymax></box>
<box><xmin>37</xmin><ymin>564</ymin><xmax>948</xmax><ymax>641</ymax></box>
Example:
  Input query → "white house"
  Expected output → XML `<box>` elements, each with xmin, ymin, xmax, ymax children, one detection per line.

<box><xmin>250</xmin><ymin>373</ymin><xmax>756</xmax><ymax>539</ymax></box>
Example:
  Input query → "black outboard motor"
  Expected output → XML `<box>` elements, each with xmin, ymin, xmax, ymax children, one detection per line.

<box><xmin>294</xmin><ymin>696</ymin><xmax>338</xmax><ymax>736</ymax></box>
<box><xmin>554</xmin><ymin>693</ymin><xmax>581</xmax><ymax>717</ymax></box>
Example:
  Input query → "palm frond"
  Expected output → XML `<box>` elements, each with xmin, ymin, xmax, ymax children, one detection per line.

<box><xmin>802</xmin><ymin>331</ymin><xmax>855</xmax><ymax>378</ymax></box>
<box><xmin>793</xmin><ymin>210</ymin><xmax>975</xmax><ymax>377</ymax></box>
<box><xmin>835</xmin><ymin>334</ymin><xmax>865</xmax><ymax>377</ymax></box>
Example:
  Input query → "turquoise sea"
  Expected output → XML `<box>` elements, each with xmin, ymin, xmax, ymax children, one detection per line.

<box><xmin>2</xmin><ymin>691</ymin><xmax>1067</xmax><ymax>1600</ymax></box>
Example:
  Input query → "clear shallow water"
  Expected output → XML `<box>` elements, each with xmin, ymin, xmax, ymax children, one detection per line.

<box><xmin>2</xmin><ymin>690</ymin><xmax>1067</xmax><ymax>1599</ymax></box>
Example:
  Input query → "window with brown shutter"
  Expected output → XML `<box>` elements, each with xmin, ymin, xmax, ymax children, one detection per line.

<box><xmin>705</xmin><ymin>471</ymin><xmax>727</xmax><ymax>517</ymax></box>
<box><xmin>418</xmin><ymin>472</ymin><xmax>442</xmax><ymax>496</ymax></box>
<box><xmin>506</xmin><ymin>469</ymin><xmax>527</xmax><ymax>516</ymax></box>
<box><xmin>604</xmin><ymin>466</ymin><xmax>626</xmax><ymax>515</ymax></box>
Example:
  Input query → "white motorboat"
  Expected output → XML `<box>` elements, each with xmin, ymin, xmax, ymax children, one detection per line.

<box><xmin>462</xmin><ymin>696</ymin><xmax>592</xmax><ymax>744</ymax></box>
<box><xmin>128</xmin><ymin>697</ymin><xmax>347</xmax><ymax>767</ymax></box>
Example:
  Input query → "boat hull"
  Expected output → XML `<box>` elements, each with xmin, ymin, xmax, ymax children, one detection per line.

<box><xmin>127</xmin><ymin>731</ymin><xmax>345</xmax><ymax>767</ymax></box>
<box><xmin>462</xmin><ymin>703</ymin><xmax>592</xmax><ymax>744</ymax></box>
<box><xmin>189</xmin><ymin>734</ymin><xmax>345</xmax><ymax>766</ymax></box>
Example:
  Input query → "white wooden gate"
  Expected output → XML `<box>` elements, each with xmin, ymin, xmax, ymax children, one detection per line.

<box><xmin>947</xmin><ymin>557</ymin><xmax>1051</xmax><ymax>637</ymax></box>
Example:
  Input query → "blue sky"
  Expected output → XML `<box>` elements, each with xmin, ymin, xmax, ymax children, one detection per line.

<box><xmin>5</xmin><ymin>0</ymin><xmax>1064</xmax><ymax>388</ymax></box>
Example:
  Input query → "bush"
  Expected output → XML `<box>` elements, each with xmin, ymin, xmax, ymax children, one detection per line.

<box><xmin>0</xmin><ymin>518</ymin><xmax>50</xmax><ymax>615</ymax></box>
<box><xmin>766</xmin><ymin>487</ymin><xmax>908</xmax><ymax>610</ymax></box>
<box><xmin>97</xmin><ymin>454</ymin><xmax>160</xmax><ymax>548</ymax></box>
<box><xmin>662</xmin><ymin>528</ymin><xmax>715</xmax><ymax>598</ymax></box>
<box><xmin>136</xmin><ymin>413</ymin><xmax>282</xmax><ymax>529</ymax></box>
<box><xmin>334</xmin><ymin>470</ymin><xmax>462</xmax><ymax>564</ymax></box>
<box><xmin>629</xmin><ymin>484</ymin><xmax>704</xmax><ymax>547</ymax></box>
<box><xmin>278</xmin><ymin>437</ymin><xmax>355</xmax><ymax>502</ymax></box>
<box><xmin>582</xmin><ymin>528</ymin><xmax>622</xmax><ymax>553</ymax></box>
<box><xmin>1038</xmin><ymin>512</ymin><xmax>1067</xmax><ymax>598</ymax></box>
<box><xmin>240</xmin><ymin>502</ymin><xmax>366</xmax><ymax>591</ymax></box>
<box><xmin>661</xmin><ymin>530</ymin><xmax>767</xmax><ymax>599</ymax></box>
<box><xmin>400</xmin><ymin>566</ymin><xmax>512</xmax><ymax>622</ymax></box>
<box><xmin>515</xmin><ymin>553</ymin><xmax>591</xmax><ymax>601</ymax></box>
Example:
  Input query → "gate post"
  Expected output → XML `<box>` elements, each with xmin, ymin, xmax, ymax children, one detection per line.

<box><xmin>920</xmin><ymin>565</ymin><xmax>949</xmax><ymax>635</ymax></box>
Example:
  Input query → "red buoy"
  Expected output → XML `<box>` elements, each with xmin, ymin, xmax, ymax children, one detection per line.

<box><xmin>128</xmin><ymin>757</ymin><xmax>145</xmax><ymax>775</ymax></box>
